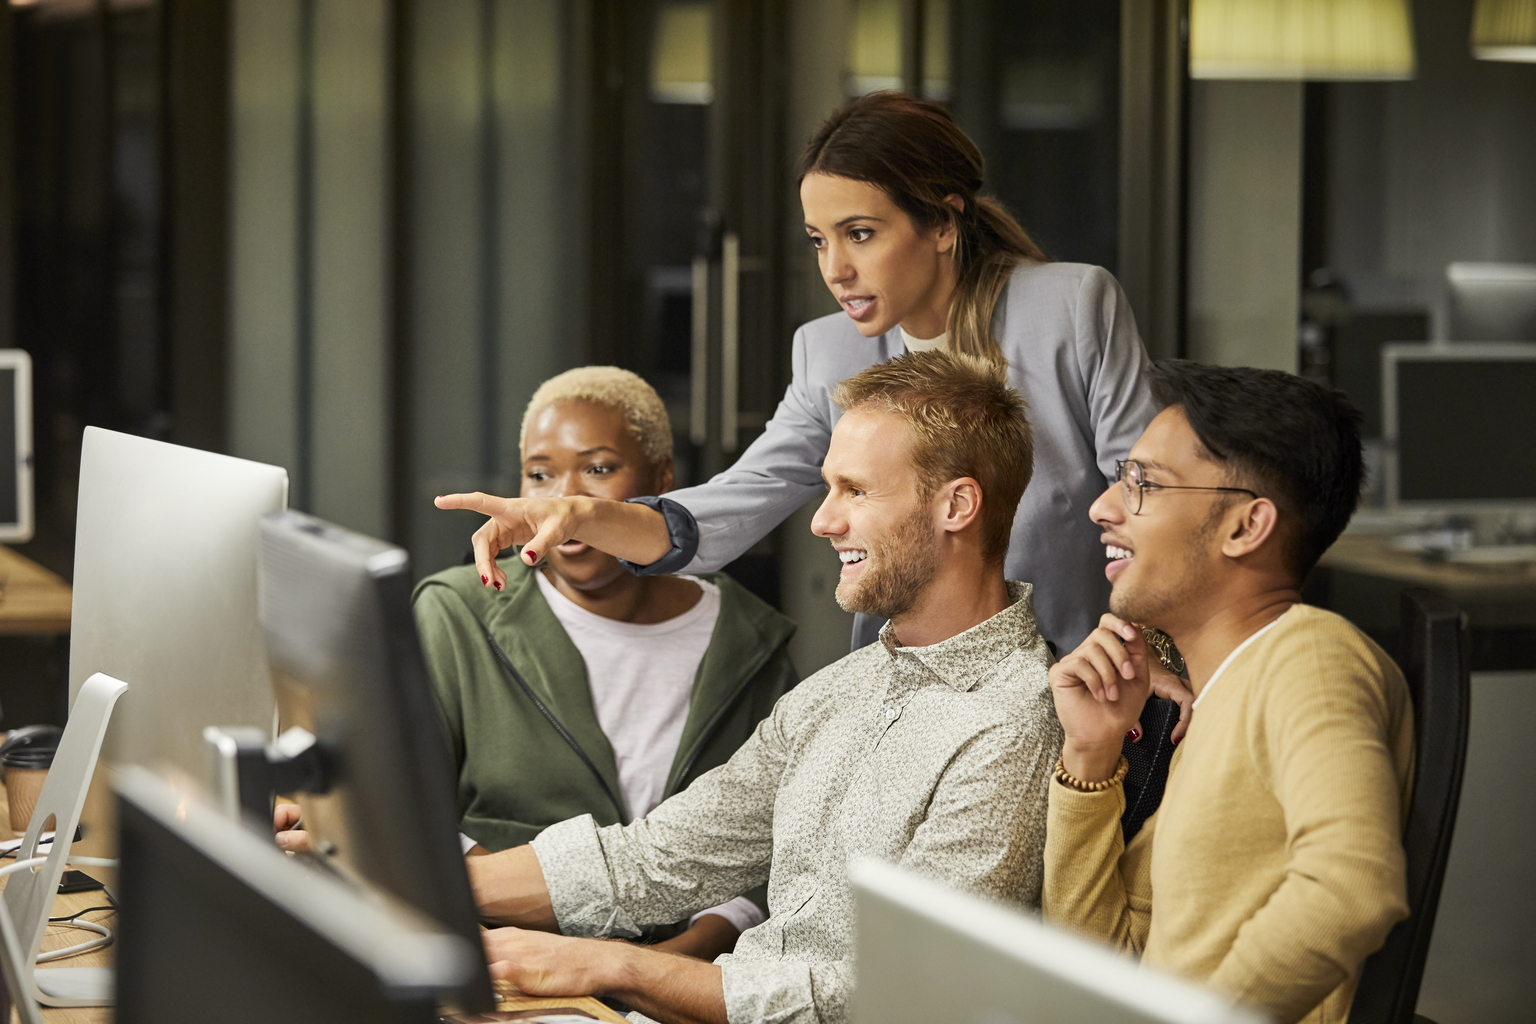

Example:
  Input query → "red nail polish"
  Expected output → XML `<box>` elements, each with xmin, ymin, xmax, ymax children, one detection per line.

<box><xmin>525</xmin><ymin>551</ymin><xmax>537</xmax><ymax>562</ymax></box>
<box><xmin>494</xmin><ymin>580</ymin><xmax>503</xmax><ymax>592</ymax></box>
<box><xmin>1126</xmin><ymin>728</ymin><xmax>1141</xmax><ymax>742</ymax></box>
<box><xmin>481</xmin><ymin>575</ymin><xmax>488</xmax><ymax>585</ymax></box>
<box><xmin>1172</xmin><ymin>735</ymin><xmax>1181</xmax><ymax>745</ymax></box>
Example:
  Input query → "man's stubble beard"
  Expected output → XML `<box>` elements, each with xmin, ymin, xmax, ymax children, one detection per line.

<box><xmin>1109</xmin><ymin>504</ymin><xmax>1226</xmax><ymax>628</ymax></box>
<box><xmin>834</xmin><ymin>506</ymin><xmax>939</xmax><ymax>620</ymax></box>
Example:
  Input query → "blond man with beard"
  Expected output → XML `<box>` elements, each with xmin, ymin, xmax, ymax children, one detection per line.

<box><xmin>449</xmin><ymin>351</ymin><xmax>1062</xmax><ymax>1024</ymax></box>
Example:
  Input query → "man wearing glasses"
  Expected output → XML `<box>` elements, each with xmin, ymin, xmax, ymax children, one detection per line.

<box><xmin>1042</xmin><ymin>361</ymin><xmax>1414</xmax><ymax>1024</ymax></box>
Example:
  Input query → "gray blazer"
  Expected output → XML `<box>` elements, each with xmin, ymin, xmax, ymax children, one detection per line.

<box><xmin>656</xmin><ymin>261</ymin><xmax>1158</xmax><ymax>653</ymax></box>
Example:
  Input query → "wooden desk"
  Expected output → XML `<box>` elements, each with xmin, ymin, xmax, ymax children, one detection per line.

<box><xmin>1314</xmin><ymin>531</ymin><xmax>1536</xmax><ymax>670</ymax></box>
<box><xmin>13</xmin><ymin>896</ymin><xmax>626</xmax><ymax>1024</ymax></box>
<box><xmin>0</xmin><ymin>548</ymin><xmax>71</xmax><ymax>637</ymax></box>
<box><xmin>0</xmin><ymin>783</ymin><xmax>623</xmax><ymax>1024</ymax></box>
<box><xmin>0</xmin><ymin>780</ymin><xmax>112</xmax><ymax>1024</ymax></box>
<box><xmin>1319</xmin><ymin>533</ymin><xmax>1536</xmax><ymax>607</ymax></box>
<box><xmin>482</xmin><ymin>988</ymin><xmax>630</xmax><ymax>1022</ymax></box>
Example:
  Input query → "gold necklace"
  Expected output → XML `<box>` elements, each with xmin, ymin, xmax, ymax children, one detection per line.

<box><xmin>1140</xmin><ymin>626</ymin><xmax>1186</xmax><ymax>677</ymax></box>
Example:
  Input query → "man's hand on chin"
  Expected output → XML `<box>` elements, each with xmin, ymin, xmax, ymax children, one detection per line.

<box><xmin>1049</xmin><ymin>613</ymin><xmax>1153</xmax><ymax>782</ymax></box>
<box><xmin>482</xmin><ymin>927</ymin><xmax>728</xmax><ymax>1024</ymax></box>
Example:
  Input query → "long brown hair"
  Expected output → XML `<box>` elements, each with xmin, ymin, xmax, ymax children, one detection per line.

<box><xmin>795</xmin><ymin>92</ymin><xmax>1045</xmax><ymax>364</ymax></box>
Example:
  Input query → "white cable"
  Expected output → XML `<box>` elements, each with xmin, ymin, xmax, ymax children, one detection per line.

<box><xmin>64</xmin><ymin>856</ymin><xmax>116</xmax><ymax>869</ymax></box>
<box><xmin>36</xmin><ymin>918</ymin><xmax>111</xmax><ymax>962</ymax></box>
<box><xmin>0</xmin><ymin>855</ymin><xmax>119</xmax><ymax>962</ymax></box>
<box><xmin>0</xmin><ymin>858</ymin><xmax>48</xmax><ymax>879</ymax></box>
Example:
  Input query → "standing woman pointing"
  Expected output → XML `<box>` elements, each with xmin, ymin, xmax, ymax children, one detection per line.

<box><xmin>440</xmin><ymin>91</ymin><xmax>1156</xmax><ymax>654</ymax></box>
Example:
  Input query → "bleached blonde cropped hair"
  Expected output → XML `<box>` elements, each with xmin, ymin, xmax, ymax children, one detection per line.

<box><xmin>520</xmin><ymin>366</ymin><xmax>674</xmax><ymax>466</ymax></box>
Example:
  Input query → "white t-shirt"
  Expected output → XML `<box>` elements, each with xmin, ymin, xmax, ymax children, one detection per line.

<box><xmin>536</xmin><ymin>571</ymin><xmax>720</xmax><ymax>820</ymax></box>
<box><xmin>899</xmin><ymin>324</ymin><xmax>948</xmax><ymax>352</ymax></box>
<box><xmin>531</xmin><ymin>571</ymin><xmax>765</xmax><ymax>935</ymax></box>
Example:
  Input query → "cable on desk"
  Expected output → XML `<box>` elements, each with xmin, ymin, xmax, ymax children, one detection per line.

<box><xmin>0</xmin><ymin>857</ymin><xmax>48</xmax><ymax>877</ymax></box>
<box><xmin>49</xmin><ymin>905</ymin><xmax>114</xmax><ymax>924</ymax></box>
<box><xmin>66</xmin><ymin>855</ymin><xmax>117</xmax><ymax>868</ymax></box>
<box><xmin>36</xmin><ymin>916</ymin><xmax>111</xmax><ymax>963</ymax></box>
<box><xmin>38</xmin><ymin>892</ymin><xmax>116</xmax><ymax>963</ymax></box>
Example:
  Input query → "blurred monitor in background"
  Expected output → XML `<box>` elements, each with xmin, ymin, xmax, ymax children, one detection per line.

<box><xmin>0</xmin><ymin>350</ymin><xmax>33</xmax><ymax>543</ymax></box>
<box><xmin>1384</xmin><ymin>343</ymin><xmax>1536</xmax><ymax>507</ymax></box>
<box><xmin>257</xmin><ymin>511</ymin><xmax>496</xmax><ymax>1013</ymax></box>
<box><xmin>1331</xmin><ymin>311</ymin><xmax>1430</xmax><ymax>439</ymax></box>
<box><xmin>1447</xmin><ymin>263</ymin><xmax>1536</xmax><ymax>342</ymax></box>
<box><xmin>69</xmin><ymin>427</ymin><xmax>288</xmax><ymax>783</ymax></box>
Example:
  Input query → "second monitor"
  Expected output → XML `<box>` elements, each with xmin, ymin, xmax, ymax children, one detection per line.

<box><xmin>1383</xmin><ymin>343</ymin><xmax>1536</xmax><ymax>508</ymax></box>
<box><xmin>256</xmin><ymin>510</ymin><xmax>496</xmax><ymax>1013</ymax></box>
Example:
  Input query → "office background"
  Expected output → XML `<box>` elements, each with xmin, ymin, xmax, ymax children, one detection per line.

<box><xmin>5</xmin><ymin>0</ymin><xmax>1535</xmax><ymax>677</ymax></box>
<box><xmin>0</xmin><ymin>2</ymin><xmax>1533</xmax><ymax>1021</ymax></box>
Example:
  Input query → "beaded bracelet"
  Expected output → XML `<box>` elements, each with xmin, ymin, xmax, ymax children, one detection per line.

<box><xmin>1053</xmin><ymin>756</ymin><xmax>1129</xmax><ymax>794</ymax></box>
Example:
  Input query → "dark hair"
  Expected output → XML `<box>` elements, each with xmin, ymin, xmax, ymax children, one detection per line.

<box><xmin>834</xmin><ymin>349</ymin><xmax>1032</xmax><ymax>565</ymax></box>
<box><xmin>796</xmin><ymin>92</ymin><xmax>1045</xmax><ymax>364</ymax></box>
<box><xmin>1147</xmin><ymin>361</ymin><xmax>1364</xmax><ymax>581</ymax></box>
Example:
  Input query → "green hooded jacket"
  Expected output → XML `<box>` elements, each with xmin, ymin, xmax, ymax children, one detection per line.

<box><xmin>412</xmin><ymin>558</ymin><xmax>798</xmax><ymax>853</ymax></box>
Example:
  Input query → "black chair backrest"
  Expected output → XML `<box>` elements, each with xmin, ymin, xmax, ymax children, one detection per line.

<box><xmin>1120</xmin><ymin>695</ymin><xmax>1181</xmax><ymax>842</ymax></box>
<box><xmin>1349</xmin><ymin>588</ymin><xmax>1472</xmax><ymax>1024</ymax></box>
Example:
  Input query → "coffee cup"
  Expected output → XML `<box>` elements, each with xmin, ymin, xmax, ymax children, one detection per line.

<box><xmin>4</xmin><ymin>767</ymin><xmax>48</xmax><ymax>834</ymax></box>
<box><xmin>0</xmin><ymin>726</ymin><xmax>62</xmax><ymax>834</ymax></box>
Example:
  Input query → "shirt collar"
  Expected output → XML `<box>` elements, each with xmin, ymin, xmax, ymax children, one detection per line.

<box><xmin>878</xmin><ymin>581</ymin><xmax>1039</xmax><ymax>692</ymax></box>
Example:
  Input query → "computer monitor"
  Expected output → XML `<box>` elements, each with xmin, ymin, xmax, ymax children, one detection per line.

<box><xmin>69</xmin><ymin>427</ymin><xmax>288</xmax><ymax>782</ymax></box>
<box><xmin>114</xmin><ymin>765</ymin><xmax>478</xmax><ymax>1024</ymax></box>
<box><xmin>1446</xmin><ymin>263</ymin><xmax>1536</xmax><ymax>342</ymax></box>
<box><xmin>256</xmin><ymin>510</ymin><xmax>496</xmax><ymax>1012</ymax></box>
<box><xmin>0</xmin><ymin>350</ymin><xmax>33</xmax><ymax>543</ymax></box>
<box><xmin>69</xmin><ymin>427</ymin><xmax>289</xmax><ymax>783</ymax></box>
<box><xmin>1382</xmin><ymin>343</ymin><xmax>1536</xmax><ymax>508</ymax></box>
<box><xmin>850</xmin><ymin>859</ymin><xmax>1268</xmax><ymax>1024</ymax></box>
<box><xmin>1330</xmin><ymin>310</ymin><xmax>1429</xmax><ymax>439</ymax></box>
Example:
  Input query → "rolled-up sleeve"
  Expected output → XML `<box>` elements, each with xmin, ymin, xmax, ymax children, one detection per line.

<box><xmin>719</xmin><ymin>956</ymin><xmax>851</xmax><ymax>1024</ymax></box>
<box><xmin>531</xmin><ymin>814</ymin><xmax>644</xmax><ymax>938</ymax></box>
<box><xmin>530</xmin><ymin>701</ymin><xmax>791</xmax><ymax>937</ymax></box>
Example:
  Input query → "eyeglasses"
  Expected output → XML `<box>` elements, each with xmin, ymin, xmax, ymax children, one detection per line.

<box><xmin>1115</xmin><ymin>459</ymin><xmax>1260</xmax><ymax>516</ymax></box>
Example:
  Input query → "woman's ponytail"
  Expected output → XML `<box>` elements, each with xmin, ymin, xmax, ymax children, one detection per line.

<box><xmin>946</xmin><ymin>196</ymin><xmax>1046</xmax><ymax>362</ymax></box>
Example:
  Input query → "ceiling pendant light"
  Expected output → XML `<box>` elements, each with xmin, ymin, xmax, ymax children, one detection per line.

<box><xmin>1472</xmin><ymin>0</ymin><xmax>1536</xmax><ymax>61</ymax></box>
<box><xmin>1191</xmin><ymin>0</ymin><xmax>1417</xmax><ymax>80</ymax></box>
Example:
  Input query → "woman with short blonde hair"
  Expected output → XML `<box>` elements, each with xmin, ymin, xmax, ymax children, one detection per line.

<box><xmin>414</xmin><ymin>366</ymin><xmax>797</xmax><ymax>963</ymax></box>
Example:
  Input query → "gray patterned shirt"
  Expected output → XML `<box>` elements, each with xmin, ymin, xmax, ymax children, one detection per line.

<box><xmin>530</xmin><ymin>582</ymin><xmax>1063</xmax><ymax>1024</ymax></box>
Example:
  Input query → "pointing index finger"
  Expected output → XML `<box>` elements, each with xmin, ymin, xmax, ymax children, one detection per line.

<box><xmin>435</xmin><ymin>491</ymin><xmax>499</xmax><ymax>515</ymax></box>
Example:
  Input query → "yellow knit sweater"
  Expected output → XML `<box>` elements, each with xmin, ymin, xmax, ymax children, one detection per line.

<box><xmin>1043</xmin><ymin>605</ymin><xmax>1414</xmax><ymax>1024</ymax></box>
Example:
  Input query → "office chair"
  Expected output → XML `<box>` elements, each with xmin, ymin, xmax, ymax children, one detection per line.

<box><xmin>1348</xmin><ymin>588</ymin><xmax>1471</xmax><ymax>1024</ymax></box>
<box><xmin>1120</xmin><ymin>695</ymin><xmax>1181</xmax><ymax>842</ymax></box>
